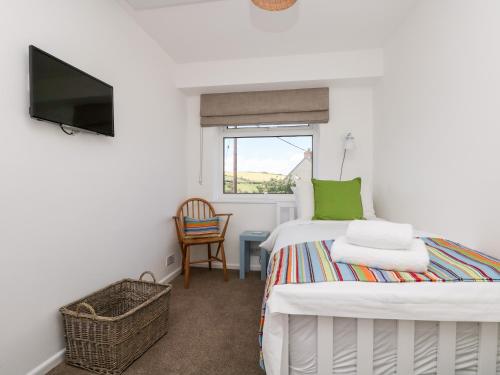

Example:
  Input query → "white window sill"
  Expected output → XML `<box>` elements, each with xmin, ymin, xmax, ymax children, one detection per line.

<box><xmin>212</xmin><ymin>194</ymin><xmax>296</xmax><ymax>205</ymax></box>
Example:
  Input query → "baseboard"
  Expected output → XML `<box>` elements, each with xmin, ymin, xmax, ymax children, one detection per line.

<box><xmin>160</xmin><ymin>266</ymin><xmax>182</xmax><ymax>284</ymax></box>
<box><xmin>26</xmin><ymin>348</ymin><xmax>65</xmax><ymax>375</ymax></box>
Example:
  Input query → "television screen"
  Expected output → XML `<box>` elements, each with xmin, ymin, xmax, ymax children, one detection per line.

<box><xmin>29</xmin><ymin>45</ymin><xmax>114</xmax><ymax>137</ymax></box>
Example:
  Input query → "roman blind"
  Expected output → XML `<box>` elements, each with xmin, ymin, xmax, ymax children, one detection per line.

<box><xmin>200</xmin><ymin>87</ymin><xmax>329</xmax><ymax>127</ymax></box>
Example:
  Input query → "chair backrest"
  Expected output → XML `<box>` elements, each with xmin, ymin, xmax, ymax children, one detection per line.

<box><xmin>177</xmin><ymin>198</ymin><xmax>216</xmax><ymax>221</ymax></box>
<box><xmin>176</xmin><ymin>198</ymin><xmax>217</xmax><ymax>237</ymax></box>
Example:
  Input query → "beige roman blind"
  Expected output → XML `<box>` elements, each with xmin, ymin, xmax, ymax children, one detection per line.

<box><xmin>200</xmin><ymin>87</ymin><xmax>329</xmax><ymax>127</ymax></box>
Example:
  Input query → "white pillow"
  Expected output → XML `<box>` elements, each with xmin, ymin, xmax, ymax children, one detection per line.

<box><xmin>294</xmin><ymin>178</ymin><xmax>376</xmax><ymax>220</ymax></box>
<box><xmin>293</xmin><ymin>179</ymin><xmax>315</xmax><ymax>220</ymax></box>
<box><xmin>361</xmin><ymin>183</ymin><xmax>376</xmax><ymax>219</ymax></box>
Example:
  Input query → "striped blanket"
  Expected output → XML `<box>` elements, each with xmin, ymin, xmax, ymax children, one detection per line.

<box><xmin>259</xmin><ymin>237</ymin><xmax>500</xmax><ymax>369</ymax></box>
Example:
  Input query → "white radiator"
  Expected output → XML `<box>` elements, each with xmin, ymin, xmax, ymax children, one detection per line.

<box><xmin>276</xmin><ymin>202</ymin><xmax>296</xmax><ymax>225</ymax></box>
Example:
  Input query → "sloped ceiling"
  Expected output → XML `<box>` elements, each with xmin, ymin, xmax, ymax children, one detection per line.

<box><xmin>125</xmin><ymin>0</ymin><xmax>416</xmax><ymax>63</ymax></box>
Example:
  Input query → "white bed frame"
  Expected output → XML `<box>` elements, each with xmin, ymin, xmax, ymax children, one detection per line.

<box><xmin>274</xmin><ymin>203</ymin><xmax>500</xmax><ymax>374</ymax></box>
<box><xmin>279</xmin><ymin>317</ymin><xmax>499</xmax><ymax>375</ymax></box>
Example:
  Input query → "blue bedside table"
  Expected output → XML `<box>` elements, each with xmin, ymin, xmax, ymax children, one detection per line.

<box><xmin>239</xmin><ymin>231</ymin><xmax>270</xmax><ymax>279</ymax></box>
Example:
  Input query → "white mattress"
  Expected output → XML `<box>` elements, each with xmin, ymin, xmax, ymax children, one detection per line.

<box><xmin>260</xmin><ymin>220</ymin><xmax>500</xmax><ymax>375</ymax></box>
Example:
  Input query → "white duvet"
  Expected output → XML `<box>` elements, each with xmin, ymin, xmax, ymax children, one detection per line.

<box><xmin>261</xmin><ymin>220</ymin><xmax>500</xmax><ymax>375</ymax></box>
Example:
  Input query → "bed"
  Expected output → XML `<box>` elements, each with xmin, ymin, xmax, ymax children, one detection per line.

<box><xmin>259</xmin><ymin>219</ymin><xmax>500</xmax><ymax>375</ymax></box>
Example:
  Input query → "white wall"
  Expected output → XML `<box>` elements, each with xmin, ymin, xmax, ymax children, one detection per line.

<box><xmin>374</xmin><ymin>0</ymin><xmax>500</xmax><ymax>257</ymax></box>
<box><xmin>0</xmin><ymin>1</ymin><xmax>186</xmax><ymax>374</ymax></box>
<box><xmin>185</xmin><ymin>83</ymin><xmax>375</xmax><ymax>269</ymax></box>
<box><xmin>175</xmin><ymin>49</ymin><xmax>383</xmax><ymax>92</ymax></box>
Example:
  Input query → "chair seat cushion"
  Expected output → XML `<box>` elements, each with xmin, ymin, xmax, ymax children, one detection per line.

<box><xmin>184</xmin><ymin>216</ymin><xmax>220</xmax><ymax>237</ymax></box>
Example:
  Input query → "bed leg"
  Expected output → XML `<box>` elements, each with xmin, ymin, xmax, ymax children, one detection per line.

<box><xmin>280</xmin><ymin>314</ymin><xmax>289</xmax><ymax>375</ymax></box>
<box><xmin>477</xmin><ymin>322</ymin><xmax>498</xmax><ymax>375</ymax></box>
<box><xmin>357</xmin><ymin>319</ymin><xmax>374</xmax><ymax>375</ymax></box>
<box><xmin>317</xmin><ymin>316</ymin><xmax>334</xmax><ymax>374</ymax></box>
<box><xmin>396</xmin><ymin>320</ymin><xmax>415</xmax><ymax>375</ymax></box>
<box><xmin>437</xmin><ymin>321</ymin><xmax>456</xmax><ymax>375</ymax></box>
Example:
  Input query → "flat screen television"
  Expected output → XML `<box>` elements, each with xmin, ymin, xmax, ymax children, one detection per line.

<box><xmin>29</xmin><ymin>45</ymin><xmax>114</xmax><ymax>137</ymax></box>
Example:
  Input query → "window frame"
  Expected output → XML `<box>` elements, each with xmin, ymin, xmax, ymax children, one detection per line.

<box><xmin>214</xmin><ymin>125</ymin><xmax>319</xmax><ymax>203</ymax></box>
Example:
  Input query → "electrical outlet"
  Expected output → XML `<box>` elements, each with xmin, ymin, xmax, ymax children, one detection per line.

<box><xmin>166</xmin><ymin>255</ymin><xmax>175</xmax><ymax>266</ymax></box>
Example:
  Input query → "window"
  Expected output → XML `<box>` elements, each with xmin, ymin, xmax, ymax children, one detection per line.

<box><xmin>223</xmin><ymin>134</ymin><xmax>313</xmax><ymax>194</ymax></box>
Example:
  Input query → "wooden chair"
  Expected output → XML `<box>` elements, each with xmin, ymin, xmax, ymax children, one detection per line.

<box><xmin>173</xmin><ymin>198</ymin><xmax>232</xmax><ymax>288</ymax></box>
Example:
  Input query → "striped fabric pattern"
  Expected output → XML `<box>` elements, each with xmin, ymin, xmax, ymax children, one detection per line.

<box><xmin>258</xmin><ymin>237</ymin><xmax>500</xmax><ymax>369</ymax></box>
<box><xmin>183</xmin><ymin>216</ymin><xmax>220</xmax><ymax>237</ymax></box>
<box><xmin>269</xmin><ymin>238</ymin><xmax>500</xmax><ymax>284</ymax></box>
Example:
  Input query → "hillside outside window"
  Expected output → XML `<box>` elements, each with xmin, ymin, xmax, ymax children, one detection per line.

<box><xmin>223</xmin><ymin>135</ymin><xmax>313</xmax><ymax>194</ymax></box>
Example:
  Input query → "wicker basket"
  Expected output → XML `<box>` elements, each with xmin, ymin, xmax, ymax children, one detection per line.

<box><xmin>60</xmin><ymin>271</ymin><xmax>171</xmax><ymax>375</ymax></box>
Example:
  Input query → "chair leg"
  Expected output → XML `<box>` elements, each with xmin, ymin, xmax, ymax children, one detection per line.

<box><xmin>184</xmin><ymin>245</ymin><xmax>191</xmax><ymax>289</ymax></box>
<box><xmin>181</xmin><ymin>245</ymin><xmax>186</xmax><ymax>275</ymax></box>
<box><xmin>215</xmin><ymin>242</ymin><xmax>221</xmax><ymax>258</ymax></box>
<box><xmin>220</xmin><ymin>242</ymin><xmax>228</xmax><ymax>282</ymax></box>
<box><xmin>208</xmin><ymin>243</ymin><xmax>212</xmax><ymax>270</ymax></box>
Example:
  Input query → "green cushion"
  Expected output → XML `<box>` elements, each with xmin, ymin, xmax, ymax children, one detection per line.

<box><xmin>312</xmin><ymin>178</ymin><xmax>363</xmax><ymax>220</ymax></box>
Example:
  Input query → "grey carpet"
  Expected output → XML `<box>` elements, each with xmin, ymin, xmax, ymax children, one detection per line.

<box><xmin>49</xmin><ymin>269</ymin><xmax>265</xmax><ymax>375</ymax></box>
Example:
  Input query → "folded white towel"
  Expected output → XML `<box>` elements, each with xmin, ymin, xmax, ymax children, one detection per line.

<box><xmin>346</xmin><ymin>220</ymin><xmax>413</xmax><ymax>250</ymax></box>
<box><xmin>331</xmin><ymin>236</ymin><xmax>429</xmax><ymax>273</ymax></box>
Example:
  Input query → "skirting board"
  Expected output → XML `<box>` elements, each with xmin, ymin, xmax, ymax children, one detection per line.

<box><xmin>160</xmin><ymin>266</ymin><xmax>182</xmax><ymax>284</ymax></box>
<box><xmin>26</xmin><ymin>349</ymin><xmax>66</xmax><ymax>375</ymax></box>
<box><xmin>26</xmin><ymin>266</ymin><xmax>182</xmax><ymax>375</ymax></box>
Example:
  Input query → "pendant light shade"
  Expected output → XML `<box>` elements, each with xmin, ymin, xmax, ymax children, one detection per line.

<box><xmin>251</xmin><ymin>0</ymin><xmax>297</xmax><ymax>11</ymax></box>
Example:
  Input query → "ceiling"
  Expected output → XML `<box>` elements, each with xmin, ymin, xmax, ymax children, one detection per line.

<box><xmin>126</xmin><ymin>0</ymin><xmax>223</xmax><ymax>10</ymax></box>
<box><xmin>125</xmin><ymin>0</ymin><xmax>416</xmax><ymax>63</ymax></box>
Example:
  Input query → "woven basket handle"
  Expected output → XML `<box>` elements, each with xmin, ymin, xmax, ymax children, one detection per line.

<box><xmin>76</xmin><ymin>302</ymin><xmax>96</xmax><ymax>317</ymax></box>
<box><xmin>139</xmin><ymin>271</ymin><xmax>157</xmax><ymax>284</ymax></box>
